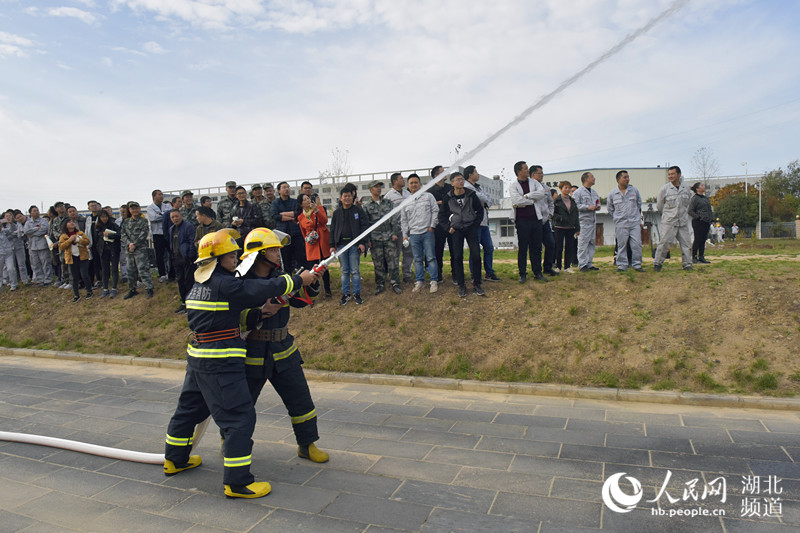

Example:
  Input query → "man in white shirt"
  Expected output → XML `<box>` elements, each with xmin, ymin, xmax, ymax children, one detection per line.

<box><xmin>147</xmin><ymin>189</ymin><xmax>173</xmax><ymax>283</ymax></box>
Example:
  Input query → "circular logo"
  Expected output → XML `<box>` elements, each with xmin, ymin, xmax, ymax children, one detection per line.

<box><xmin>602</xmin><ymin>472</ymin><xmax>643</xmax><ymax>513</ymax></box>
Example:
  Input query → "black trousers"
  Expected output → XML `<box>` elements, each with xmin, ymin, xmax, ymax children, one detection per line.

<box><xmin>247</xmin><ymin>359</ymin><xmax>319</xmax><ymax>446</ymax></box>
<box><xmin>515</xmin><ymin>218</ymin><xmax>544</xmax><ymax>277</ymax></box>
<box><xmin>174</xmin><ymin>256</ymin><xmax>195</xmax><ymax>303</ymax></box>
<box><xmin>100</xmin><ymin>248</ymin><xmax>119</xmax><ymax>290</ymax></box>
<box><xmin>451</xmin><ymin>225</ymin><xmax>481</xmax><ymax>287</ymax></box>
<box><xmin>165</xmin><ymin>365</ymin><xmax>256</xmax><ymax>486</ymax></box>
<box><xmin>153</xmin><ymin>234</ymin><xmax>168</xmax><ymax>277</ymax></box>
<box><xmin>554</xmin><ymin>227</ymin><xmax>576</xmax><ymax>269</ymax></box>
<box><xmin>542</xmin><ymin>221</ymin><xmax>555</xmax><ymax>271</ymax></box>
<box><xmin>692</xmin><ymin>219</ymin><xmax>710</xmax><ymax>258</ymax></box>
<box><xmin>434</xmin><ymin>225</ymin><xmax>455</xmax><ymax>282</ymax></box>
<box><xmin>69</xmin><ymin>256</ymin><xmax>92</xmax><ymax>298</ymax></box>
<box><xmin>281</xmin><ymin>234</ymin><xmax>307</xmax><ymax>273</ymax></box>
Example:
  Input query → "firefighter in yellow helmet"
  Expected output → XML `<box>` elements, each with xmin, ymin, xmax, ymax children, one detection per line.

<box><xmin>236</xmin><ymin>227</ymin><xmax>329</xmax><ymax>463</ymax></box>
<box><xmin>163</xmin><ymin>229</ymin><xmax>321</xmax><ymax>499</ymax></box>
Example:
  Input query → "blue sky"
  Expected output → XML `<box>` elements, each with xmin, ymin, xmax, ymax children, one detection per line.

<box><xmin>2</xmin><ymin>0</ymin><xmax>799</xmax><ymax>209</ymax></box>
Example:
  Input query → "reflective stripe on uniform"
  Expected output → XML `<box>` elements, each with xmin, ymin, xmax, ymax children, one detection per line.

<box><xmin>245</xmin><ymin>357</ymin><xmax>264</xmax><ymax>366</ymax></box>
<box><xmin>272</xmin><ymin>342</ymin><xmax>297</xmax><ymax>361</ymax></box>
<box><xmin>291</xmin><ymin>409</ymin><xmax>316</xmax><ymax>425</ymax></box>
<box><xmin>282</xmin><ymin>274</ymin><xmax>294</xmax><ymax>295</ymax></box>
<box><xmin>223</xmin><ymin>455</ymin><xmax>252</xmax><ymax>468</ymax></box>
<box><xmin>186</xmin><ymin>300</ymin><xmax>230</xmax><ymax>311</ymax></box>
<box><xmin>186</xmin><ymin>345</ymin><xmax>247</xmax><ymax>358</ymax></box>
<box><xmin>166</xmin><ymin>434</ymin><xmax>194</xmax><ymax>446</ymax></box>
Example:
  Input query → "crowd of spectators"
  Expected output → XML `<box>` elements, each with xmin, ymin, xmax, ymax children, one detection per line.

<box><xmin>1</xmin><ymin>164</ymin><xmax>725</xmax><ymax>304</ymax></box>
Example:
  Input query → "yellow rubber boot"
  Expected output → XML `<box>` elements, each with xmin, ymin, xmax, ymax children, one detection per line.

<box><xmin>163</xmin><ymin>455</ymin><xmax>202</xmax><ymax>476</ymax></box>
<box><xmin>224</xmin><ymin>481</ymin><xmax>271</xmax><ymax>499</ymax></box>
<box><xmin>298</xmin><ymin>443</ymin><xmax>329</xmax><ymax>463</ymax></box>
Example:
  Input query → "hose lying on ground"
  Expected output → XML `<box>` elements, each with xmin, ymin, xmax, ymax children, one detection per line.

<box><xmin>0</xmin><ymin>417</ymin><xmax>210</xmax><ymax>465</ymax></box>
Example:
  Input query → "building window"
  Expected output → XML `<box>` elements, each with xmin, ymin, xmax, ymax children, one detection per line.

<box><xmin>323</xmin><ymin>187</ymin><xmax>331</xmax><ymax>193</ymax></box>
<box><xmin>500</xmin><ymin>218</ymin><xmax>515</xmax><ymax>237</ymax></box>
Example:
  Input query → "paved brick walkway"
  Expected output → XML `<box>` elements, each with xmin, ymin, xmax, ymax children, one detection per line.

<box><xmin>1</xmin><ymin>355</ymin><xmax>799</xmax><ymax>532</ymax></box>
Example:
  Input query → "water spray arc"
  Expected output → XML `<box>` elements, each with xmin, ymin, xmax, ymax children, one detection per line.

<box><xmin>1</xmin><ymin>0</ymin><xmax>689</xmax><ymax>464</ymax></box>
<box><xmin>317</xmin><ymin>0</ymin><xmax>690</xmax><ymax>270</ymax></box>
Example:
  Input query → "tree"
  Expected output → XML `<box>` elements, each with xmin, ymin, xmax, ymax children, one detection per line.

<box><xmin>690</xmin><ymin>146</ymin><xmax>720</xmax><ymax>183</ymax></box>
<box><xmin>317</xmin><ymin>147</ymin><xmax>351</xmax><ymax>184</ymax></box>
<box><xmin>757</xmin><ymin>160</ymin><xmax>800</xmax><ymax>221</ymax></box>
<box><xmin>710</xmin><ymin>182</ymin><xmax>747</xmax><ymax>209</ymax></box>
<box><xmin>714</xmin><ymin>194</ymin><xmax>758</xmax><ymax>227</ymax></box>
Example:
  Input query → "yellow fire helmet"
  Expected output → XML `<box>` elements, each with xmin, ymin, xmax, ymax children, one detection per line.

<box><xmin>236</xmin><ymin>228</ymin><xmax>290</xmax><ymax>277</ymax></box>
<box><xmin>194</xmin><ymin>228</ymin><xmax>241</xmax><ymax>283</ymax></box>
<box><xmin>240</xmin><ymin>228</ymin><xmax>290</xmax><ymax>258</ymax></box>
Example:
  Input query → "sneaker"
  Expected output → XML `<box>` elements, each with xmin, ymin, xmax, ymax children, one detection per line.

<box><xmin>9</xmin><ymin>286</ymin><xmax>17</xmax><ymax>292</ymax></box>
<box><xmin>484</xmin><ymin>273</ymin><xmax>501</xmax><ymax>282</ymax></box>
<box><xmin>391</xmin><ymin>283</ymin><xmax>403</xmax><ymax>294</ymax></box>
<box><xmin>633</xmin><ymin>267</ymin><xmax>646</xmax><ymax>272</ymax></box>
<box><xmin>375</xmin><ymin>285</ymin><xmax>385</xmax><ymax>296</ymax></box>
<box><xmin>352</xmin><ymin>293</ymin><xmax>363</xmax><ymax>305</ymax></box>
<box><xmin>146</xmin><ymin>288</ymin><xmax>154</xmax><ymax>299</ymax></box>
<box><xmin>518</xmin><ymin>275</ymin><xmax>527</xmax><ymax>284</ymax></box>
<box><xmin>653</xmin><ymin>264</ymin><xmax>662</xmax><ymax>272</ymax></box>
<box><xmin>175</xmin><ymin>304</ymin><xmax>186</xmax><ymax>314</ymax></box>
<box><xmin>324</xmin><ymin>290</ymin><xmax>333</xmax><ymax>298</ymax></box>
<box><xmin>109</xmin><ymin>288</ymin><xmax>118</xmax><ymax>299</ymax></box>
<box><xmin>473</xmin><ymin>285</ymin><xmax>486</xmax><ymax>297</ymax></box>
<box><xmin>683</xmin><ymin>265</ymin><xmax>693</xmax><ymax>271</ymax></box>
<box><xmin>534</xmin><ymin>273</ymin><xmax>548</xmax><ymax>282</ymax></box>
<box><xmin>580</xmin><ymin>266</ymin><xmax>591</xmax><ymax>272</ymax></box>
<box><xmin>52</xmin><ymin>280</ymin><xmax>62</xmax><ymax>287</ymax></box>
<box><xmin>124</xmin><ymin>290</ymin><xmax>138</xmax><ymax>300</ymax></box>
<box><xmin>617</xmin><ymin>267</ymin><xmax>627</xmax><ymax>272</ymax></box>
<box><xmin>589</xmin><ymin>266</ymin><xmax>599</xmax><ymax>271</ymax></box>
<box><xmin>100</xmin><ymin>290</ymin><xmax>110</xmax><ymax>298</ymax></box>
<box><xmin>92</xmin><ymin>281</ymin><xmax>102</xmax><ymax>289</ymax></box>
<box><xmin>85</xmin><ymin>291</ymin><xmax>93</xmax><ymax>299</ymax></box>
<box><xmin>159</xmin><ymin>275</ymin><xmax>167</xmax><ymax>283</ymax></box>
<box><xmin>429</xmin><ymin>281</ymin><xmax>438</xmax><ymax>293</ymax></box>
<box><xmin>339</xmin><ymin>294</ymin><xmax>349</xmax><ymax>306</ymax></box>
<box><xmin>412</xmin><ymin>281</ymin><xmax>423</xmax><ymax>293</ymax></box>
<box><xmin>60</xmin><ymin>283</ymin><xmax>71</xmax><ymax>290</ymax></box>
<box><xmin>451</xmin><ymin>278</ymin><xmax>459</xmax><ymax>286</ymax></box>
<box><xmin>458</xmin><ymin>285</ymin><xmax>467</xmax><ymax>298</ymax></box>
<box><xmin>563</xmin><ymin>268</ymin><xmax>576</xmax><ymax>274</ymax></box>
<box><xmin>72</xmin><ymin>295</ymin><xmax>80</xmax><ymax>303</ymax></box>
<box><xmin>543</xmin><ymin>269</ymin><xmax>559</xmax><ymax>276</ymax></box>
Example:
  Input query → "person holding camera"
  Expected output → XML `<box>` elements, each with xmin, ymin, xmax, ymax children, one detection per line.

<box><xmin>229</xmin><ymin>186</ymin><xmax>264</xmax><ymax>250</ymax></box>
<box><xmin>58</xmin><ymin>218</ymin><xmax>93</xmax><ymax>302</ymax></box>
<box><xmin>297</xmin><ymin>193</ymin><xmax>332</xmax><ymax>297</ymax></box>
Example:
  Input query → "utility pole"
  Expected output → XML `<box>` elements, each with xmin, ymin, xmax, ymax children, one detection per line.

<box><xmin>741</xmin><ymin>162</ymin><xmax>748</xmax><ymax>196</ymax></box>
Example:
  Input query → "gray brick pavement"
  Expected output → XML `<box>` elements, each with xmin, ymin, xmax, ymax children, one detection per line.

<box><xmin>2</xmin><ymin>355</ymin><xmax>800</xmax><ymax>532</ymax></box>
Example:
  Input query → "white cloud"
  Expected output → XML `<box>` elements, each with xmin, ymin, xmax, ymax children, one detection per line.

<box><xmin>0</xmin><ymin>31</ymin><xmax>37</xmax><ymax>58</ymax></box>
<box><xmin>142</xmin><ymin>40</ymin><xmax>166</xmax><ymax>54</ymax></box>
<box><xmin>111</xmin><ymin>45</ymin><xmax>146</xmax><ymax>56</ymax></box>
<box><xmin>101</xmin><ymin>56</ymin><xmax>113</xmax><ymax>66</ymax></box>
<box><xmin>24</xmin><ymin>5</ymin><xmax>102</xmax><ymax>26</ymax></box>
<box><xmin>47</xmin><ymin>6</ymin><xmax>101</xmax><ymax>25</ymax></box>
<box><xmin>188</xmin><ymin>58</ymin><xmax>220</xmax><ymax>71</ymax></box>
<box><xmin>57</xmin><ymin>63</ymin><xmax>74</xmax><ymax>70</ymax></box>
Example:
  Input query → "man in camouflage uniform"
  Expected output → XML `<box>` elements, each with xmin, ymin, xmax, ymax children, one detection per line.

<box><xmin>362</xmin><ymin>181</ymin><xmax>402</xmax><ymax>295</ymax></box>
<box><xmin>121</xmin><ymin>201</ymin><xmax>154</xmax><ymax>299</ymax></box>
<box><xmin>179</xmin><ymin>191</ymin><xmax>199</xmax><ymax>228</ymax></box>
<box><xmin>50</xmin><ymin>202</ymin><xmax>70</xmax><ymax>287</ymax></box>
<box><xmin>251</xmin><ymin>184</ymin><xmax>275</xmax><ymax>229</ymax></box>
<box><xmin>216</xmin><ymin>180</ymin><xmax>238</xmax><ymax>227</ymax></box>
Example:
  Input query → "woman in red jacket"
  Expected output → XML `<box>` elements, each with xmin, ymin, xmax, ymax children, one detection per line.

<box><xmin>297</xmin><ymin>193</ymin><xmax>332</xmax><ymax>297</ymax></box>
